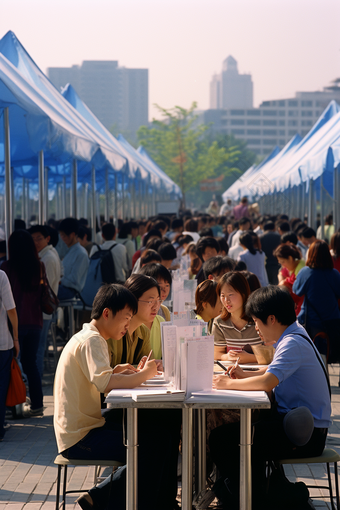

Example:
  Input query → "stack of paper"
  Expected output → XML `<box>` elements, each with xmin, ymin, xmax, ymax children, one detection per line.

<box><xmin>105</xmin><ymin>388</ymin><xmax>186</xmax><ymax>403</ymax></box>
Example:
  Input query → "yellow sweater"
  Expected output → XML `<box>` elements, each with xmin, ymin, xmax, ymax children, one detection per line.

<box><xmin>107</xmin><ymin>324</ymin><xmax>152</xmax><ymax>367</ymax></box>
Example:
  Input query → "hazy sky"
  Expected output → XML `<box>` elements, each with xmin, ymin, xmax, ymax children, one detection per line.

<box><xmin>2</xmin><ymin>0</ymin><xmax>340</xmax><ymax>120</ymax></box>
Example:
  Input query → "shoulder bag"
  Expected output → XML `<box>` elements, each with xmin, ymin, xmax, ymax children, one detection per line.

<box><xmin>40</xmin><ymin>263</ymin><xmax>59</xmax><ymax>315</ymax></box>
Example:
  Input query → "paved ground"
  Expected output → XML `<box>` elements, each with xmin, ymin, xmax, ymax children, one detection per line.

<box><xmin>0</xmin><ymin>362</ymin><xmax>339</xmax><ymax>509</ymax></box>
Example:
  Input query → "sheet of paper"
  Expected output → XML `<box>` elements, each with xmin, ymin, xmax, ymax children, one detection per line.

<box><xmin>186</xmin><ymin>336</ymin><xmax>214</xmax><ymax>396</ymax></box>
<box><xmin>161</xmin><ymin>324</ymin><xmax>177</xmax><ymax>382</ymax></box>
<box><xmin>188</xmin><ymin>389</ymin><xmax>270</xmax><ymax>405</ymax></box>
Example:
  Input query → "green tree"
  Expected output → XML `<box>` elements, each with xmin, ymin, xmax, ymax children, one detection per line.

<box><xmin>137</xmin><ymin>103</ymin><xmax>241</xmax><ymax>207</ymax></box>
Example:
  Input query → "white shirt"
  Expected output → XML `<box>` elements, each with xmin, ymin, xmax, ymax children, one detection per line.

<box><xmin>0</xmin><ymin>270</ymin><xmax>16</xmax><ymax>350</ymax></box>
<box><xmin>39</xmin><ymin>245</ymin><xmax>62</xmax><ymax>319</ymax></box>
<box><xmin>228</xmin><ymin>244</ymin><xmax>244</xmax><ymax>261</ymax></box>
<box><xmin>90</xmin><ymin>240</ymin><xmax>128</xmax><ymax>282</ymax></box>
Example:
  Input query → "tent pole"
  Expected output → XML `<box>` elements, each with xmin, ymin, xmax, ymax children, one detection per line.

<box><xmin>25</xmin><ymin>180</ymin><xmax>29</xmax><ymax>226</ymax></box>
<box><xmin>38</xmin><ymin>150</ymin><xmax>44</xmax><ymax>224</ymax></box>
<box><xmin>4</xmin><ymin>108</ymin><xmax>12</xmax><ymax>249</ymax></box>
<box><xmin>21</xmin><ymin>177</ymin><xmax>26</xmax><ymax>223</ymax></box>
<box><xmin>320</xmin><ymin>173</ymin><xmax>325</xmax><ymax>239</ymax></box>
<box><xmin>91</xmin><ymin>166</ymin><xmax>96</xmax><ymax>245</ymax></box>
<box><xmin>62</xmin><ymin>176</ymin><xmax>66</xmax><ymax>219</ymax></box>
<box><xmin>132</xmin><ymin>181</ymin><xmax>136</xmax><ymax>220</ymax></box>
<box><xmin>44</xmin><ymin>166</ymin><xmax>49</xmax><ymax>223</ymax></box>
<box><xmin>121</xmin><ymin>173</ymin><xmax>125</xmax><ymax>221</ymax></box>
<box><xmin>114</xmin><ymin>174</ymin><xmax>118</xmax><ymax>228</ymax></box>
<box><xmin>71</xmin><ymin>160</ymin><xmax>77</xmax><ymax>218</ymax></box>
<box><xmin>105</xmin><ymin>168</ymin><xmax>110</xmax><ymax>222</ymax></box>
<box><xmin>138</xmin><ymin>182</ymin><xmax>142</xmax><ymax>220</ymax></box>
<box><xmin>84</xmin><ymin>183</ymin><xmax>88</xmax><ymax>219</ymax></box>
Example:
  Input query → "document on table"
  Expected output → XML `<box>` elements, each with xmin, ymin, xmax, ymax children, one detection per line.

<box><xmin>161</xmin><ymin>323</ymin><xmax>177</xmax><ymax>381</ymax></box>
<box><xmin>176</xmin><ymin>323</ymin><xmax>208</xmax><ymax>389</ymax></box>
<box><xmin>187</xmin><ymin>389</ymin><xmax>270</xmax><ymax>405</ymax></box>
<box><xmin>185</xmin><ymin>336</ymin><xmax>214</xmax><ymax>396</ymax></box>
<box><xmin>105</xmin><ymin>388</ymin><xmax>186</xmax><ymax>403</ymax></box>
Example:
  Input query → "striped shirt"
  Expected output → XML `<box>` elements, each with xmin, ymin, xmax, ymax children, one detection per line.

<box><xmin>212</xmin><ymin>316</ymin><xmax>261</xmax><ymax>352</ymax></box>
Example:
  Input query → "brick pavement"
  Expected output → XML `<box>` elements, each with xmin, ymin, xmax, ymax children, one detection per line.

<box><xmin>0</xmin><ymin>366</ymin><xmax>339</xmax><ymax>509</ymax></box>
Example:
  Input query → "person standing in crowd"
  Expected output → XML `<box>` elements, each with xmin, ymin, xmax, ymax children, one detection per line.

<box><xmin>260</xmin><ymin>221</ymin><xmax>281</xmax><ymax>284</ymax></box>
<box><xmin>58</xmin><ymin>218</ymin><xmax>89</xmax><ymax>300</ymax></box>
<box><xmin>293</xmin><ymin>240</ymin><xmax>340</xmax><ymax>343</ymax></box>
<box><xmin>233</xmin><ymin>197</ymin><xmax>249</xmax><ymax>220</ymax></box>
<box><xmin>195</xmin><ymin>236</ymin><xmax>220</xmax><ymax>284</ymax></box>
<box><xmin>274</xmin><ymin>243</ymin><xmax>305</xmax><ymax>315</ymax></box>
<box><xmin>220</xmin><ymin>198</ymin><xmax>233</xmax><ymax>216</ymax></box>
<box><xmin>316</xmin><ymin>214</ymin><xmax>334</xmax><ymax>244</ymax></box>
<box><xmin>29</xmin><ymin>225</ymin><xmax>61</xmax><ymax>379</ymax></box>
<box><xmin>237</xmin><ymin>232</ymin><xmax>268</xmax><ymax>287</ymax></box>
<box><xmin>231</xmin><ymin>217</ymin><xmax>251</xmax><ymax>248</ymax></box>
<box><xmin>90</xmin><ymin>223</ymin><xmax>128</xmax><ymax>283</ymax></box>
<box><xmin>213</xmin><ymin>271</ymin><xmax>260</xmax><ymax>362</ymax></box>
<box><xmin>330</xmin><ymin>232</ymin><xmax>340</xmax><ymax>272</ymax></box>
<box><xmin>0</xmin><ymin>270</ymin><xmax>19</xmax><ymax>440</ymax></box>
<box><xmin>2</xmin><ymin>230</ymin><xmax>45</xmax><ymax>416</ymax></box>
<box><xmin>77</xmin><ymin>226</ymin><xmax>94</xmax><ymax>256</ymax></box>
<box><xmin>116</xmin><ymin>222</ymin><xmax>136</xmax><ymax>274</ymax></box>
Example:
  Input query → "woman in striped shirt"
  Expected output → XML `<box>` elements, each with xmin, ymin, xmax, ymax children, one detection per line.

<box><xmin>213</xmin><ymin>271</ymin><xmax>261</xmax><ymax>362</ymax></box>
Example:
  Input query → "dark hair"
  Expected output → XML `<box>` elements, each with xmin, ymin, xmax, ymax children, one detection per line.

<box><xmin>171</xmin><ymin>218</ymin><xmax>183</xmax><ymax>230</ymax></box>
<box><xmin>58</xmin><ymin>217</ymin><xmax>79</xmax><ymax>236</ymax></box>
<box><xmin>217</xmin><ymin>238</ymin><xmax>229</xmax><ymax>256</ymax></box>
<box><xmin>306</xmin><ymin>240</ymin><xmax>333</xmax><ymax>269</ymax></box>
<box><xmin>331</xmin><ymin>232</ymin><xmax>340</xmax><ymax>258</ymax></box>
<box><xmin>234</xmin><ymin>260</ymin><xmax>247</xmax><ymax>271</ymax></box>
<box><xmin>145</xmin><ymin>238</ymin><xmax>164</xmax><ymax>251</ymax></box>
<box><xmin>239</xmin><ymin>271</ymin><xmax>261</xmax><ymax>293</ymax></box>
<box><xmin>263</xmin><ymin>221</ymin><xmax>275</xmax><ymax>231</ymax></box>
<box><xmin>102</xmin><ymin>223</ymin><xmax>116</xmax><ymax>240</ymax></box>
<box><xmin>278</xmin><ymin>221</ymin><xmax>290</xmax><ymax>233</ymax></box>
<box><xmin>194</xmin><ymin>279</ymin><xmax>218</xmax><ymax>316</ymax></box>
<box><xmin>198</xmin><ymin>227</ymin><xmax>214</xmax><ymax>238</ymax></box>
<box><xmin>177</xmin><ymin>234</ymin><xmax>194</xmax><ymax>247</ymax></box>
<box><xmin>274</xmin><ymin>244</ymin><xmax>301</xmax><ymax>261</ymax></box>
<box><xmin>217</xmin><ymin>271</ymin><xmax>251</xmax><ymax>321</ymax></box>
<box><xmin>195</xmin><ymin>236</ymin><xmax>220</xmax><ymax>260</ymax></box>
<box><xmin>141</xmin><ymin>249</ymin><xmax>162</xmax><ymax>265</ymax></box>
<box><xmin>184</xmin><ymin>219</ymin><xmax>198</xmax><ymax>232</ymax></box>
<box><xmin>7</xmin><ymin>230</ymin><xmax>41</xmax><ymax>291</ymax></box>
<box><xmin>281</xmin><ymin>231</ymin><xmax>298</xmax><ymax>245</ymax></box>
<box><xmin>239</xmin><ymin>232</ymin><xmax>257</xmax><ymax>255</ymax></box>
<box><xmin>14</xmin><ymin>219</ymin><xmax>26</xmax><ymax>230</ymax></box>
<box><xmin>118</xmin><ymin>222</ymin><xmax>131</xmax><ymax>239</ymax></box>
<box><xmin>45</xmin><ymin>225</ymin><xmax>59</xmax><ymax>247</ymax></box>
<box><xmin>124</xmin><ymin>273</ymin><xmax>160</xmax><ymax>300</ymax></box>
<box><xmin>203</xmin><ymin>256</ymin><xmax>235</xmax><ymax>279</ymax></box>
<box><xmin>142</xmin><ymin>229</ymin><xmax>162</xmax><ymax>247</ymax></box>
<box><xmin>158</xmin><ymin>242</ymin><xmax>176</xmax><ymax>261</ymax></box>
<box><xmin>301</xmin><ymin>227</ymin><xmax>316</xmax><ymax>239</ymax></box>
<box><xmin>245</xmin><ymin>285</ymin><xmax>296</xmax><ymax>326</ymax></box>
<box><xmin>78</xmin><ymin>225</ymin><xmax>92</xmax><ymax>242</ymax></box>
<box><xmin>29</xmin><ymin>225</ymin><xmax>50</xmax><ymax>238</ymax></box>
<box><xmin>91</xmin><ymin>283</ymin><xmax>138</xmax><ymax>319</ymax></box>
<box><xmin>138</xmin><ymin>263</ymin><xmax>172</xmax><ymax>285</ymax></box>
<box><xmin>0</xmin><ymin>240</ymin><xmax>6</xmax><ymax>253</ymax></box>
<box><xmin>239</xmin><ymin>217</ymin><xmax>251</xmax><ymax>226</ymax></box>
<box><xmin>154</xmin><ymin>220</ymin><xmax>167</xmax><ymax>232</ymax></box>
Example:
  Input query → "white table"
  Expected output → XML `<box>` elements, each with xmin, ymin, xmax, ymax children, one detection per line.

<box><xmin>106</xmin><ymin>391</ymin><xmax>270</xmax><ymax>510</ymax></box>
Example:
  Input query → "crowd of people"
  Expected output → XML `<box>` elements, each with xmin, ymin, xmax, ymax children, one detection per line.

<box><xmin>0</xmin><ymin>198</ymin><xmax>338</xmax><ymax>509</ymax></box>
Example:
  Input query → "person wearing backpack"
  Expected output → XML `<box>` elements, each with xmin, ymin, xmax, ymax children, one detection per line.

<box><xmin>89</xmin><ymin>223</ymin><xmax>128</xmax><ymax>283</ymax></box>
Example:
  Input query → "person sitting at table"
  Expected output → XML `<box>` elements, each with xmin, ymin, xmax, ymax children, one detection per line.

<box><xmin>192</xmin><ymin>279</ymin><xmax>222</xmax><ymax>334</ymax></box>
<box><xmin>54</xmin><ymin>283</ymin><xmax>181</xmax><ymax>510</ymax></box>
<box><xmin>213</xmin><ymin>271</ymin><xmax>261</xmax><ymax>362</ymax></box>
<box><xmin>138</xmin><ymin>263</ymin><xmax>172</xmax><ymax>320</ymax></box>
<box><xmin>107</xmin><ymin>274</ymin><xmax>162</xmax><ymax>367</ymax></box>
<box><xmin>209</xmin><ymin>286</ymin><xmax>331</xmax><ymax>510</ymax></box>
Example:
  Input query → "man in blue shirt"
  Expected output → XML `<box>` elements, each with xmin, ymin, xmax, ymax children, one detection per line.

<box><xmin>210</xmin><ymin>286</ymin><xmax>331</xmax><ymax>510</ymax></box>
<box><xmin>58</xmin><ymin>218</ymin><xmax>89</xmax><ymax>300</ymax></box>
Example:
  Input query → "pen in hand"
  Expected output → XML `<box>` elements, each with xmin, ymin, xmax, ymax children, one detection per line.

<box><xmin>146</xmin><ymin>349</ymin><xmax>153</xmax><ymax>362</ymax></box>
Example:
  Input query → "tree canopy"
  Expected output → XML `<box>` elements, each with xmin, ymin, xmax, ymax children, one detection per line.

<box><xmin>137</xmin><ymin>103</ymin><xmax>245</xmax><ymax>206</ymax></box>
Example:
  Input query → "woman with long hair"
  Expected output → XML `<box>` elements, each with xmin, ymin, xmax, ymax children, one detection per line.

<box><xmin>2</xmin><ymin>230</ymin><xmax>45</xmax><ymax>416</ymax></box>
<box><xmin>213</xmin><ymin>271</ymin><xmax>261</xmax><ymax>362</ymax></box>
<box><xmin>274</xmin><ymin>243</ymin><xmax>305</xmax><ymax>315</ymax></box>
<box><xmin>193</xmin><ymin>279</ymin><xmax>222</xmax><ymax>334</ymax></box>
<box><xmin>238</xmin><ymin>231</ymin><xmax>268</xmax><ymax>287</ymax></box>
<box><xmin>293</xmin><ymin>239</ymin><xmax>340</xmax><ymax>342</ymax></box>
<box><xmin>330</xmin><ymin>232</ymin><xmax>340</xmax><ymax>272</ymax></box>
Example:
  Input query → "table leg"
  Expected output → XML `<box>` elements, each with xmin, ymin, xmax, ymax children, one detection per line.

<box><xmin>182</xmin><ymin>407</ymin><xmax>193</xmax><ymax>510</ymax></box>
<box><xmin>126</xmin><ymin>408</ymin><xmax>138</xmax><ymax>510</ymax></box>
<box><xmin>197</xmin><ymin>408</ymin><xmax>206</xmax><ymax>494</ymax></box>
<box><xmin>239</xmin><ymin>408</ymin><xmax>252</xmax><ymax>510</ymax></box>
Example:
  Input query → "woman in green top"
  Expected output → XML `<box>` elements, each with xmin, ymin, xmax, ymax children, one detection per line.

<box><xmin>194</xmin><ymin>279</ymin><xmax>222</xmax><ymax>334</ymax></box>
<box><xmin>107</xmin><ymin>274</ymin><xmax>163</xmax><ymax>367</ymax></box>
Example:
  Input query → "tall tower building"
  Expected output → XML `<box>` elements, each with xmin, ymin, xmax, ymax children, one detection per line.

<box><xmin>210</xmin><ymin>56</ymin><xmax>253</xmax><ymax>109</ymax></box>
<box><xmin>48</xmin><ymin>61</ymin><xmax>148</xmax><ymax>139</ymax></box>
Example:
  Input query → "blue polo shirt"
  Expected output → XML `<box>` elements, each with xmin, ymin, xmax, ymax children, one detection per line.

<box><xmin>267</xmin><ymin>321</ymin><xmax>331</xmax><ymax>428</ymax></box>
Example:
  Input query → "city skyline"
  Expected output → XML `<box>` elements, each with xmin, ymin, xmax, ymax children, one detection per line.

<box><xmin>2</xmin><ymin>0</ymin><xmax>340</xmax><ymax>122</ymax></box>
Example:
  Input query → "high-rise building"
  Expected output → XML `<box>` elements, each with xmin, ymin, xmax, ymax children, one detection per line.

<box><xmin>210</xmin><ymin>56</ymin><xmax>253</xmax><ymax>109</ymax></box>
<box><xmin>48</xmin><ymin>60</ymin><xmax>148</xmax><ymax>139</ymax></box>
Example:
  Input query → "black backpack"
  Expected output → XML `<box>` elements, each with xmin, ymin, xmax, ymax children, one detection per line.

<box><xmin>80</xmin><ymin>244</ymin><xmax>117</xmax><ymax>306</ymax></box>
